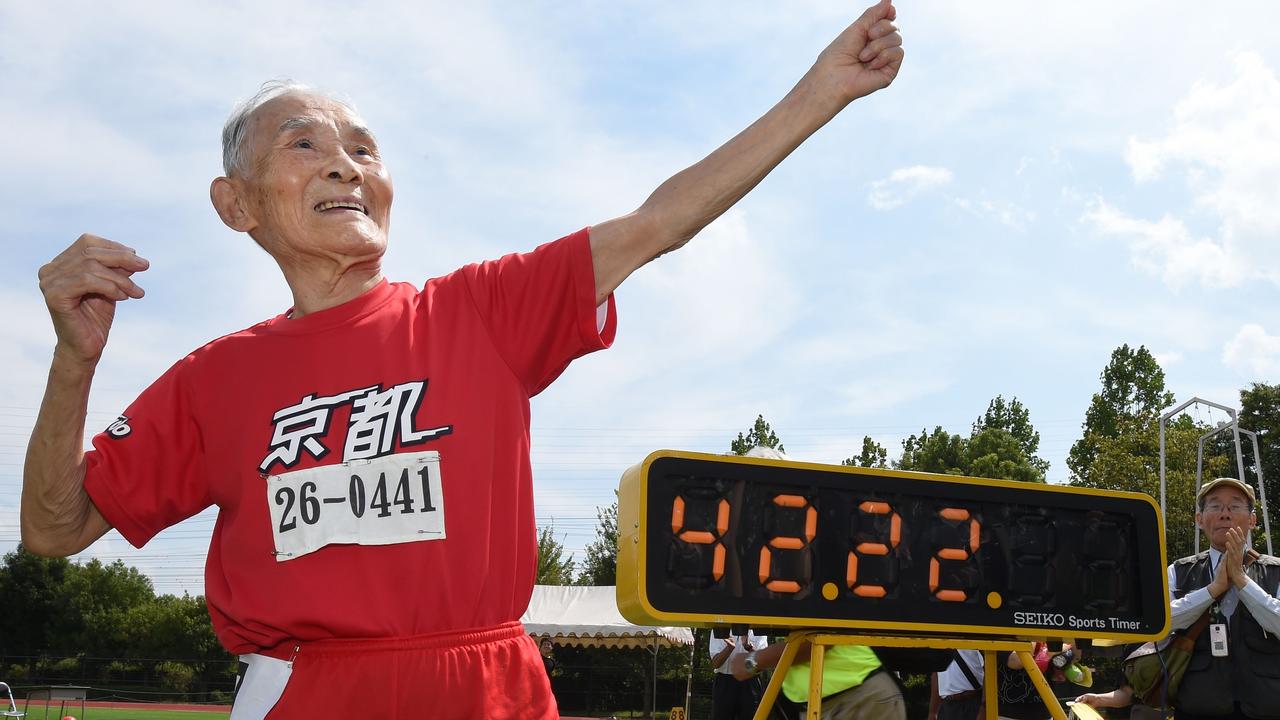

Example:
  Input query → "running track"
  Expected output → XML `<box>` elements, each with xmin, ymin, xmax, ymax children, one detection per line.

<box><xmin>22</xmin><ymin>701</ymin><xmax>596</xmax><ymax>718</ymax></box>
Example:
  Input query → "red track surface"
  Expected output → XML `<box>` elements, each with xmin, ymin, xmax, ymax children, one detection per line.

<box><xmin>22</xmin><ymin>701</ymin><xmax>598</xmax><ymax>718</ymax></box>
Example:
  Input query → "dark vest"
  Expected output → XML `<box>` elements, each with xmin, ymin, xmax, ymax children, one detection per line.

<box><xmin>1172</xmin><ymin>550</ymin><xmax>1280</xmax><ymax>718</ymax></box>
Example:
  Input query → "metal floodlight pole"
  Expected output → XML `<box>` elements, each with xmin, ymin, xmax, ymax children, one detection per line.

<box><xmin>1195</xmin><ymin>422</ymin><xmax>1239</xmax><ymax>555</ymax></box>
<box><xmin>1160</xmin><ymin>397</ymin><xmax>1239</xmax><ymax>520</ymax></box>
<box><xmin>1239</xmin><ymin>428</ymin><xmax>1273</xmax><ymax>556</ymax></box>
<box><xmin>1185</xmin><ymin>409</ymin><xmax>1269</xmax><ymax>556</ymax></box>
<box><xmin>685</xmin><ymin>639</ymin><xmax>695</xmax><ymax>720</ymax></box>
<box><xmin>651</xmin><ymin>638</ymin><xmax>659</xmax><ymax>719</ymax></box>
<box><xmin>1192</xmin><ymin>430</ymin><xmax>1203</xmax><ymax>556</ymax></box>
<box><xmin>1194</xmin><ymin>424</ymin><xmax>1271</xmax><ymax>555</ymax></box>
<box><xmin>1228</xmin><ymin>417</ymin><xmax>1249</xmax><ymax>484</ymax></box>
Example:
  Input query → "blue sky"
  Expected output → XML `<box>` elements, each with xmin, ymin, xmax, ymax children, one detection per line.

<box><xmin>2</xmin><ymin>1</ymin><xmax>1278</xmax><ymax>596</ymax></box>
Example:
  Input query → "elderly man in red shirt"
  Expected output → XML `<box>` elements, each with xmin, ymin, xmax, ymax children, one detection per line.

<box><xmin>22</xmin><ymin>3</ymin><xmax>904</xmax><ymax>717</ymax></box>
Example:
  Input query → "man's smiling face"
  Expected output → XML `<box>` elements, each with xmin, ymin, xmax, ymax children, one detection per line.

<box><xmin>1196</xmin><ymin>485</ymin><xmax>1257</xmax><ymax>551</ymax></box>
<box><xmin>235</xmin><ymin>91</ymin><xmax>393</xmax><ymax>264</ymax></box>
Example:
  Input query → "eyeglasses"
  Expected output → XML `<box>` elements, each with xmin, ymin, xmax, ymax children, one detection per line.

<box><xmin>1203</xmin><ymin>502</ymin><xmax>1251</xmax><ymax>514</ymax></box>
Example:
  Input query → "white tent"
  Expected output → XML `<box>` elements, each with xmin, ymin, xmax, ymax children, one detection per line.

<box><xmin>522</xmin><ymin>585</ymin><xmax>696</xmax><ymax>716</ymax></box>
<box><xmin>521</xmin><ymin>585</ymin><xmax>694</xmax><ymax>649</ymax></box>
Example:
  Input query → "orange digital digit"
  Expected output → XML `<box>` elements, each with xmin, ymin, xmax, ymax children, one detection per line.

<box><xmin>758</xmin><ymin>494</ymin><xmax>816</xmax><ymax>593</ymax></box>
<box><xmin>670</xmin><ymin>495</ymin><xmax>730</xmax><ymax>581</ymax></box>
<box><xmin>929</xmin><ymin>507</ymin><xmax>981</xmax><ymax>602</ymax></box>
<box><xmin>847</xmin><ymin>499</ymin><xmax>901</xmax><ymax>598</ymax></box>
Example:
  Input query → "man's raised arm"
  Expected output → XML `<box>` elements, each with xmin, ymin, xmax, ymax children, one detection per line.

<box><xmin>21</xmin><ymin>234</ymin><xmax>149</xmax><ymax>557</ymax></box>
<box><xmin>589</xmin><ymin>0</ymin><xmax>903</xmax><ymax>304</ymax></box>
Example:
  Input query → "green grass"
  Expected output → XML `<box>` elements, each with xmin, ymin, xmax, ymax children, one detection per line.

<box><xmin>21</xmin><ymin>708</ymin><xmax>228</xmax><ymax>720</ymax></box>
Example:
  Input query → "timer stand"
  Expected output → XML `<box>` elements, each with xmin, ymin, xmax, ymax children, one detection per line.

<box><xmin>753</xmin><ymin>632</ymin><xmax>1065</xmax><ymax>720</ymax></box>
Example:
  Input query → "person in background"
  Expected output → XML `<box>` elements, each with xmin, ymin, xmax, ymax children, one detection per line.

<box><xmin>931</xmin><ymin>650</ymin><xmax>983</xmax><ymax>720</ymax></box>
<box><xmin>710</xmin><ymin>630</ymin><xmax>769</xmax><ymax>720</ymax></box>
<box><xmin>729</xmin><ymin>635</ymin><xmax>904</xmax><ymax>720</ymax></box>
<box><xmin>997</xmin><ymin>643</ymin><xmax>1073</xmax><ymax>720</ymax></box>
<box><xmin>538</xmin><ymin>636</ymin><xmax>561</xmax><ymax>678</ymax></box>
<box><xmin>1073</xmin><ymin>684</ymin><xmax>1165</xmax><ymax>720</ymax></box>
<box><xmin>1167</xmin><ymin>478</ymin><xmax>1280</xmax><ymax>720</ymax></box>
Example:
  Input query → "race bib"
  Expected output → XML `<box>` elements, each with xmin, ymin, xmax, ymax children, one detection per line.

<box><xmin>267</xmin><ymin>450</ymin><xmax>445</xmax><ymax>561</ymax></box>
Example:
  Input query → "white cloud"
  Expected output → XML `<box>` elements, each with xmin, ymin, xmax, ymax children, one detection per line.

<box><xmin>1222</xmin><ymin>324</ymin><xmax>1280</xmax><ymax>378</ymax></box>
<box><xmin>953</xmin><ymin>197</ymin><xmax>1036</xmax><ymax>230</ymax></box>
<box><xmin>1095</xmin><ymin>52</ymin><xmax>1280</xmax><ymax>289</ymax></box>
<box><xmin>0</xmin><ymin>291</ymin><xmax>58</xmax><ymax>405</ymax></box>
<box><xmin>1082</xmin><ymin>198</ymin><xmax>1240</xmax><ymax>289</ymax></box>
<box><xmin>867</xmin><ymin>165</ymin><xmax>953</xmax><ymax>210</ymax></box>
<box><xmin>1154</xmin><ymin>351</ymin><xmax>1184</xmax><ymax>369</ymax></box>
<box><xmin>838</xmin><ymin>376</ymin><xmax>951</xmax><ymax>417</ymax></box>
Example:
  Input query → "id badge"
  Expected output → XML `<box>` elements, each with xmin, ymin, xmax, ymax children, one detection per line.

<box><xmin>1209</xmin><ymin>622</ymin><xmax>1229</xmax><ymax>657</ymax></box>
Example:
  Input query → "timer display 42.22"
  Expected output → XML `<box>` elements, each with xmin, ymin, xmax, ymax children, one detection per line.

<box><xmin>616</xmin><ymin>451</ymin><xmax>1169</xmax><ymax>641</ymax></box>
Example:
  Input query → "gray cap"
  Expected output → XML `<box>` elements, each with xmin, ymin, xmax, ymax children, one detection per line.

<box><xmin>1197</xmin><ymin>477</ymin><xmax>1256</xmax><ymax>505</ymax></box>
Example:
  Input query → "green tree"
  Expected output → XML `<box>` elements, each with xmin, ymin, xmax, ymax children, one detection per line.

<box><xmin>843</xmin><ymin>436</ymin><xmax>888</xmax><ymax>468</ymax></box>
<box><xmin>973</xmin><ymin>395</ymin><xmax>1049</xmax><ymax>475</ymax></box>
<box><xmin>535</xmin><ymin>523</ymin><xmax>576</xmax><ymax>585</ymax></box>
<box><xmin>0</xmin><ymin>545</ymin><xmax>73</xmax><ymax>655</ymax></box>
<box><xmin>1068</xmin><ymin>344</ymin><xmax>1174</xmax><ymax>481</ymax></box>
<box><xmin>896</xmin><ymin>425</ymin><xmax>1044</xmax><ymax>483</ymax></box>
<box><xmin>896</xmin><ymin>396</ymin><xmax>1047</xmax><ymax>483</ymax></box>
<box><xmin>1070</xmin><ymin>414</ymin><xmax>1230</xmax><ymax>561</ymax></box>
<box><xmin>120</xmin><ymin>593</ymin><xmax>229</xmax><ymax>699</ymax></box>
<box><xmin>896</xmin><ymin>426</ymin><xmax>966</xmax><ymax>475</ymax></box>
<box><xmin>965</xmin><ymin>427</ymin><xmax>1045</xmax><ymax>483</ymax></box>
<box><xmin>1240</xmin><ymin>383</ymin><xmax>1280</xmax><ymax>546</ymax></box>
<box><xmin>122</xmin><ymin>594</ymin><xmax>222</xmax><ymax>660</ymax></box>
<box><xmin>730</xmin><ymin>414</ymin><xmax>784</xmax><ymax>455</ymax></box>
<box><xmin>577</xmin><ymin>501</ymin><xmax>618</xmax><ymax>586</ymax></box>
<box><xmin>56</xmin><ymin>558</ymin><xmax>155</xmax><ymax>655</ymax></box>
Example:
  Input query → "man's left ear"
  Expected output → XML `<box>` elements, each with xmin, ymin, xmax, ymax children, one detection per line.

<box><xmin>210</xmin><ymin>176</ymin><xmax>258</xmax><ymax>233</ymax></box>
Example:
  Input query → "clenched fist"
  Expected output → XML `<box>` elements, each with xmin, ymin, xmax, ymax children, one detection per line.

<box><xmin>38</xmin><ymin>234</ymin><xmax>150</xmax><ymax>365</ymax></box>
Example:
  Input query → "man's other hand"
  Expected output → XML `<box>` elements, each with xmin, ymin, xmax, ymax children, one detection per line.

<box><xmin>39</xmin><ymin>234</ymin><xmax>149</xmax><ymax>365</ymax></box>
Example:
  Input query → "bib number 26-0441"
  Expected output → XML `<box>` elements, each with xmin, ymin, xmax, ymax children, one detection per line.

<box><xmin>267</xmin><ymin>450</ymin><xmax>445</xmax><ymax>561</ymax></box>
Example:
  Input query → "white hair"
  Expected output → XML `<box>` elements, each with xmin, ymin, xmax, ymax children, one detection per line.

<box><xmin>220</xmin><ymin>80</ymin><xmax>358</xmax><ymax>177</ymax></box>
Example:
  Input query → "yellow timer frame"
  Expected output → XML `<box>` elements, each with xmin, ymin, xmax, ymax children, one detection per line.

<box><xmin>617</xmin><ymin>450</ymin><xmax>1170</xmax><ymax>643</ymax></box>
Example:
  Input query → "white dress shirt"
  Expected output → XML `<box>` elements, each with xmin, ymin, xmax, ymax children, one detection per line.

<box><xmin>709</xmin><ymin>631</ymin><xmax>769</xmax><ymax>676</ymax></box>
<box><xmin>938</xmin><ymin>650</ymin><xmax>984</xmax><ymax>697</ymax></box>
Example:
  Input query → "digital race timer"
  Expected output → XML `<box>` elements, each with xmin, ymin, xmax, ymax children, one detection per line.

<box><xmin>616</xmin><ymin>451</ymin><xmax>1169</xmax><ymax>642</ymax></box>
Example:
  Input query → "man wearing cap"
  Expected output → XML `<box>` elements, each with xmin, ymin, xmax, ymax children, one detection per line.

<box><xmin>1167</xmin><ymin>478</ymin><xmax>1280</xmax><ymax>719</ymax></box>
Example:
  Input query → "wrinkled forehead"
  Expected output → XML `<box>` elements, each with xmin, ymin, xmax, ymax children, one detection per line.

<box><xmin>1202</xmin><ymin>486</ymin><xmax>1251</xmax><ymax>507</ymax></box>
<box><xmin>248</xmin><ymin>91</ymin><xmax>374</xmax><ymax>145</ymax></box>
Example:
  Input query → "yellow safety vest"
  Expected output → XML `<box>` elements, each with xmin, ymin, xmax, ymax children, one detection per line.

<box><xmin>781</xmin><ymin>645</ymin><xmax>882</xmax><ymax>703</ymax></box>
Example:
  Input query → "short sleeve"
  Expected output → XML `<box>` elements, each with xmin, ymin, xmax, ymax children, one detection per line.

<box><xmin>459</xmin><ymin>228</ymin><xmax>617</xmax><ymax>396</ymax></box>
<box><xmin>83</xmin><ymin>355</ymin><xmax>212</xmax><ymax>548</ymax></box>
<box><xmin>708</xmin><ymin>636</ymin><xmax>728</xmax><ymax>658</ymax></box>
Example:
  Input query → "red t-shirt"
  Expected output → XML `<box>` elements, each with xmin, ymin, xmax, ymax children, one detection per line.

<box><xmin>84</xmin><ymin>229</ymin><xmax>615</xmax><ymax>655</ymax></box>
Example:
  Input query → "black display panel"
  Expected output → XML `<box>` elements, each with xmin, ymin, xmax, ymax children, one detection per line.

<box><xmin>617</xmin><ymin>452</ymin><xmax>1169</xmax><ymax>641</ymax></box>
